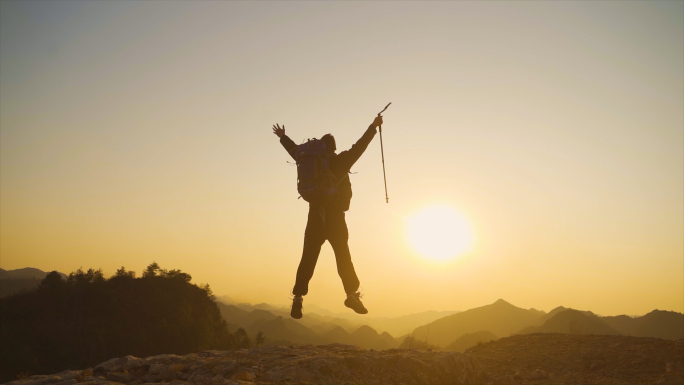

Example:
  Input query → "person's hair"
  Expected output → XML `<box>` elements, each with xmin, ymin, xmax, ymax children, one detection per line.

<box><xmin>321</xmin><ymin>134</ymin><xmax>336</xmax><ymax>153</ymax></box>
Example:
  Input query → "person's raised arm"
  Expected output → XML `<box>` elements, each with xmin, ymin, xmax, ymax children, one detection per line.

<box><xmin>273</xmin><ymin>123</ymin><xmax>297</xmax><ymax>160</ymax></box>
<box><xmin>337</xmin><ymin>115</ymin><xmax>383</xmax><ymax>170</ymax></box>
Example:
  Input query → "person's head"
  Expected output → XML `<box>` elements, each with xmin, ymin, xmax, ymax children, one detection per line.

<box><xmin>321</xmin><ymin>134</ymin><xmax>336</xmax><ymax>154</ymax></box>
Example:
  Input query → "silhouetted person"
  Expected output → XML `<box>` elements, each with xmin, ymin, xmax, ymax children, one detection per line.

<box><xmin>272</xmin><ymin>115</ymin><xmax>384</xmax><ymax>319</ymax></box>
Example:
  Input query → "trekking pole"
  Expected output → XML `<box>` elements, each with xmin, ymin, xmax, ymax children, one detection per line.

<box><xmin>377</xmin><ymin>102</ymin><xmax>391</xmax><ymax>203</ymax></box>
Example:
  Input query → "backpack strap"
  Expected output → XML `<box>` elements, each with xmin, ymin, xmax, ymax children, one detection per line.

<box><xmin>335</xmin><ymin>172</ymin><xmax>350</xmax><ymax>187</ymax></box>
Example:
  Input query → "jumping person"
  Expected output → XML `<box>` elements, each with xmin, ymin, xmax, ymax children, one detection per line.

<box><xmin>272</xmin><ymin>114</ymin><xmax>384</xmax><ymax>319</ymax></box>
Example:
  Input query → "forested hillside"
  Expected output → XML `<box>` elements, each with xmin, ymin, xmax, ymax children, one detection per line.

<box><xmin>0</xmin><ymin>263</ymin><xmax>247</xmax><ymax>382</ymax></box>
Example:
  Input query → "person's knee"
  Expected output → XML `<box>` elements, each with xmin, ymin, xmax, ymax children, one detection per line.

<box><xmin>303</xmin><ymin>237</ymin><xmax>325</xmax><ymax>250</ymax></box>
<box><xmin>328</xmin><ymin>233</ymin><xmax>349</xmax><ymax>247</ymax></box>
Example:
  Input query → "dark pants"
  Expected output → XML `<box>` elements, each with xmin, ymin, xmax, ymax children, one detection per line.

<box><xmin>292</xmin><ymin>206</ymin><xmax>360</xmax><ymax>296</ymax></box>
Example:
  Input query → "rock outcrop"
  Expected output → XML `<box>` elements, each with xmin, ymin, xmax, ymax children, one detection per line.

<box><xmin>4</xmin><ymin>344</ymin><xmax>487</xmax><ymax>385</ymax></box>
<box><xmin>7</xmin><ymin>334</ymin><xmax>681</xmax><ymax>385</ymax></box>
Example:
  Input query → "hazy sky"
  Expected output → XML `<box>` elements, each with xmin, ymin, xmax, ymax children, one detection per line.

<box><xmin>2</xmin><ymin>1</ymin><xmax>682</xmax><ymax>317</ymax></box>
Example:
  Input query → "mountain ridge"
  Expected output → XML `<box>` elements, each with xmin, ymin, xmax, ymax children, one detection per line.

<box><xmin>219</xmin><ymin>298</ymin><xmax>684</xmax><ymax>348</ymax></box>
<box><xmin>409</xmin><ymin>299</ymin><xmax>545</xmax><ymax>346</ymax></box>
<box><xmin>0</xmin><ymin>268</ymin><xmax>69</xmax><ymax>298</ymax></box>
<box><xmin>517</xmin><ymin>308</ymin><xmax>620</xmax><ymax>336</ymax></box>
<box><xmin>0</xmin><ymin>267</ymin><xmax>68</xmax><ymax>280</ymax></box>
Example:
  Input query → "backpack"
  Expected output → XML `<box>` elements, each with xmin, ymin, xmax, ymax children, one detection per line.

<box><xmin>295</xmin><ymin>139</ymin><xmax>340</xmax><ymax>203</ymax></box>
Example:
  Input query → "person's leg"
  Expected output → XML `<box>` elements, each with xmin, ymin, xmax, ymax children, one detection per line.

<box><xmin>292</xmin><ymin>206</ymin><xmax>326</xmax><ymax>297</ymax></box>
<box><xmin>327</xmin><ymin>210</ymin><xmax>366</xmax><ymax>314</ymax></box>
<box><xmin>326</xmin><ymin>210</ymin><xmax>360</xmax><ymax>295</ymax></box>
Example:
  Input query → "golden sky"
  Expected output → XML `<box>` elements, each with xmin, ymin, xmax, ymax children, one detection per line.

<box><xmin>1</xmin><ymin>1</ymin><xmax>682</xmax><ymax>317</ymax></box>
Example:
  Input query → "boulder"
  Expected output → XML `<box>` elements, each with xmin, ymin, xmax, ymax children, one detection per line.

<box><xmin>230</xmin><ymin>371</ymin><xmax>253</xmax><ymax>382</ymax></box>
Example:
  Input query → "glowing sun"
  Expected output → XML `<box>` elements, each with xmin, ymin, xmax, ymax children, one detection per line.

<box><xmin>405</xmin><ymin>204</ymin><xmax>474</xmax><ymax>260</ymax></box>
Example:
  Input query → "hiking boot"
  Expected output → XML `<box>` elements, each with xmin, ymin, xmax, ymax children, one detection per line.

<box><xmin>344</xmin><ymin>292</ymin><xmax>368</xmax><ymax>314</ymax></box>
<box><xmin>291</xmin><ymin>296</ymin><xmax>303</xmax><ymax>319</ymax></box>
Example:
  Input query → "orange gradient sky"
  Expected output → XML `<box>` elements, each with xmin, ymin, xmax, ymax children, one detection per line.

<box><xmin>1</xmin><ymin>1</ymin><xmax>682</xmax><ymax>317</ymax></box>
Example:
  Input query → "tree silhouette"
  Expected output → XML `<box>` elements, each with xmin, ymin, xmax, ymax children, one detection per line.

<box><xmin>255</xmin><ymin>331</ymin><xmax>265</xmax><ymax>347</ymax></box>
<box><xmin>234</xmin><ymin>327</ymin><xmax>251</xmax><ymax>349</ymax></box>
<box><xmin>0</xmin><ymin>263</ymin><xmax>243</xmax><ymax>382</ymax></box>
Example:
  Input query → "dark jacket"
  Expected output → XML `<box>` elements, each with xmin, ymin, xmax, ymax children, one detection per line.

<box><xmin>280</xmin><ymin>126</ymin><xmax>377</xmax><ymax>211</ymax></box>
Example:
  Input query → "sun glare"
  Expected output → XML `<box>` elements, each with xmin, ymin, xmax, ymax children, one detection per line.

<box><xmin>405</xmin><ymin>204</ymin><xmax>474</xmax><ymax>261</ymax></box>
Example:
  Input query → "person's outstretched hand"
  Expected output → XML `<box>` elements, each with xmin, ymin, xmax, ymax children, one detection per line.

<box><xmin>272</xmin><ymin>123</ymin><xmax>285</xmax><ymax>138</ymax></box>
<box><xmin>371</xmin><ymin>115</ymin><xmax>384</xmax><ymax>128</ymax></box>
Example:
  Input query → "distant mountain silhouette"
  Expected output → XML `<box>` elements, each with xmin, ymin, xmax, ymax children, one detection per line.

<box><xmin>514</xmin><ymin>307</ymin><xmax>683</xmax><ymax>339</ymax></box>
<box><xmin>216</xmin><ymin>299</ymin><xmax>455</xmax><ymax>336</ymax></box>
<box><xmin>517</xmin><ymin>309</ymin><xmax>619</xmax><ymax>335</ymax></box>
<box><xmin>216</xmin><ymin>304</ymin><xmax>318</xmax><ymax>344</ymax></box>
<box><xmin>445</xmin><ymin>331</ymin><xmax>498</xmax><ymax>352</ymax></box>
<box><xmin>602</xmin><ymin>314</ymin><xmax>638</xmax><ymax>335</ymax></box>
<box><xmin>530</xmin><ymin>306</ymin><xmax>568</xmax><ymax>325</ymax></box>
<box><xmin>216</xmin><ymin>302</ymin><xmax>398</xmax><ymax>348</ymax></box>
<box><xmin>360</xmin><ymin>310</ymin><xmax>460</xmax><ymax>337</ymax></box>
<box><xmin>320</xmin><ymin>324</ymin><xmax>398</xmax><ymax>350</ymax></box>
<box><xmin>218</xmin><ymin>304</ymin><xmax>275</xmax><ymax>327</ymax></box>
<box><xmin>323</xmin><ymin>325</ymin><xmax>351</xmax><ymax>342</ymax></box>
<box><xmin>603</xmin><ymin>310</ymin><xmax>683</xmax><ymax>340</ymax></box>
<box><xmin>215</xmin><ymin>294</ymin><xmax>238</xmax><ymax>304</ymax></box>
<box><xmin>0</xmin><ymin>267</ymin><xmax>66</xmax><ymax>280</ymax></box>
<box><xmin>226</xmin><ymin>302</ymin><xmax>363</xmax><ymax>332</ymax></box>
<box><xmin>249</xmin><ymin>316</ymin><xmax>321</xmax><ymax>345</ymax></box>
<box><xmin>409</xmin><ymin>299</ymin><xmax>545</xmax><ymax>347</ymax></box>
<box><xmin>217</xmin><ymin>303</ymin><xmax>250</xmax><ymax>321</ymax></box>
<box><xmin>218</xmin><ymin>298</ymin><xmax>683</xmax><ymax>348</ymax></box>
<box><xmin>349</xmin><ymin>325</ymin><xmax>398</xmax><ymax>350</ymax></box>
<box><xmin>0</xmin><ymin>268</ymin><xmax>68</xmax><ymax>298</ymax></box>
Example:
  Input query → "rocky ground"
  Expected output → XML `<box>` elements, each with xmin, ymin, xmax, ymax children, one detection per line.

<box><xmin>3</xmin><ymin>344</ymin><xmax>486</xmax><ymax>385</ymax></box>
<box><xmin>3</xmin><ymin>334</ymin><xmax>682</xmax><ymax>385</ymax></box>
<box><xmin>467</xmin><ymin>334</ymin><xmax>684</xmax><ymax>385</ymax></box>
